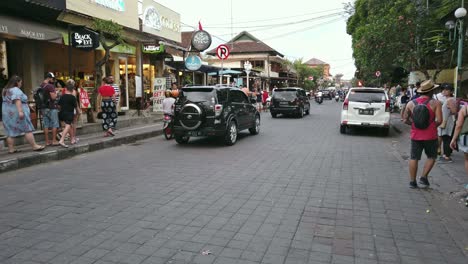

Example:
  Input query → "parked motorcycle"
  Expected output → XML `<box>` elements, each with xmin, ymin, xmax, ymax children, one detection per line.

<box><xmin>335</xmin><ymin>95</ymin><xmax>339</xmax><ymax>102</ymax></box>
<box><xmin>163</xmin><ymin>114</ymin><xmax>174</xmax><ymax>140</ymax></box>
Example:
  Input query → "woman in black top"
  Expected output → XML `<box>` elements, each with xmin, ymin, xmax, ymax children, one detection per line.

<box><xmin>57</xmin><ymin>83</ymin><xmax>78</xmax><ymax>148</ymax></box>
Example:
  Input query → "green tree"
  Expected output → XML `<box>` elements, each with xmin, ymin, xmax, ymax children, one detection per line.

<box><xmin>346</xmin><ymin>0</ymin><xmax>467</xmax><ymax>84</ymax></box>
<box><xmin>91</xmin><ymin>19</ymin><xmax>124</xmax><ymax>112</ymax></box>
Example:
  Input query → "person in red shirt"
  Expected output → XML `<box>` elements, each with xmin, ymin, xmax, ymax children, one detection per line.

<box><xmin>403</xmin><ymin>80</ymin><xmax>442</xmax><ymax>189</ymax></box>
<box><xmin>98</xmin><ymin>76</ymin><xmax>117</xmax><ymax>137</ymax></box>
<box><xmin>262</xmin><ymin>89</ymin><xmax>269</xmax><ymax>112</ymax></box>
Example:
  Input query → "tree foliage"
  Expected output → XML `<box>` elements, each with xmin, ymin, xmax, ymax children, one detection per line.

<box><xmin>347</xmin><ymin>0</ymin><xmax>468</xmax><ymax>85</ymax></box>
<box><xmin>281</xmin><ymin>58</ymin><xmax>324</xmax><ymax>90</ymax></box>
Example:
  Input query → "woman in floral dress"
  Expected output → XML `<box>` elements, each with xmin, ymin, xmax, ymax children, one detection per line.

<box><xmin>2</xmin><ymin>75</ymin><xmax>45</xmax><ymax>153</ymax></box>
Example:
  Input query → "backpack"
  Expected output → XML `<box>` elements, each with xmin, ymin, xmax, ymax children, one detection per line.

<box><xmin>34</xmin><ymin>86</ymin><xmax>50</xmax><ymax>110</ymax></box>
<box><xmin>412</xmin><ymin>98</ymin><xmax>432</xmax><ymax>129</ymax></box>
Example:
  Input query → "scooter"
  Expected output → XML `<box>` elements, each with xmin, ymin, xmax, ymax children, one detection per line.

<box><xmin>163</xmin><ymin>114</ymin><xmax>174</xmax><ymax>140</ymax></box>
<box><xmin>335</xmin><ymin>95</ymin><xmax>339</xmax><ymax>102</ymax></box>
<box><xmin>315</xmin><ymin>94</ymin><xmax>323</xmax><ymax>104</ymax></box>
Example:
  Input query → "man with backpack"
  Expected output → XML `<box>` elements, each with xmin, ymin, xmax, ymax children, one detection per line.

<box><xmin>403</xmin><ymin>80</ymin><xmax>442</xmax><ymax>188</ymax></box>
<box><xmin>37</xmin><ymin>72</ymin><xmax>59</xmax><ymax>146</ymax></box>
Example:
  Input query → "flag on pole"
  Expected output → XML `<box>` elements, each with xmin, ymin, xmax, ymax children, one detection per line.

<box><xmin>198</xmin><ymin>21</ymin><xmax>203</xmax><ymax>31</ymax></box>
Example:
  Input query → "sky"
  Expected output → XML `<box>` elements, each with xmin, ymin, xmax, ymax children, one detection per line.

<box><xmin>155</xmin><ymin>0</ymin><xmax>356</xmax><ymax>79</ymax></box>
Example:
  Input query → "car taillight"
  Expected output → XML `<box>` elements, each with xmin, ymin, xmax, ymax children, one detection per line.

<box><xmin>214</xmin><ymin>104</ymin><xmax>223</xmax><ymax>117</ymax></box>
<box><xmin>385</xmin><ymin>99</ymin><xmax>390</xmax><ymax>112</ymax></box>
<box><xmin>343</xmin><ymin>99</ymin><xmax>349</xmax><ymax>110</ymax></box>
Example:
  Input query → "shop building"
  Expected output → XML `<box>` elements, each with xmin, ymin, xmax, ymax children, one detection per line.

<box><xmin>206</xmin><ymin>31</ymin><xmax>297</xmax><ymax>90</ymax></box>
<box><xmin>0</xmin><ymin>0</ymin><xmax>182</xmax><ymax>114</ymax></box>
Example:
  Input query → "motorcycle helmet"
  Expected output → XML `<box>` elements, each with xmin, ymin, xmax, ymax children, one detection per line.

<box><xmin>171</xmin><ymin>89</ymin><xmax>180</xmax><ymax>98</ymax></box>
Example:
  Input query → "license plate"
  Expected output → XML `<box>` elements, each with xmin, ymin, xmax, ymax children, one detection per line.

<box><xmin>359</xmin><ymin>109</ymin><xmax>374</xmax><ymax>115</ymax></box>
<box><xmin>280</xmin><ymin>102</ymin><xmax>289</xmax><ymax>105</ymax></box>
<box><xmin>188</xmin><ymin>131</ymin><xmax>202</xmax><ymax>136</ymax></box>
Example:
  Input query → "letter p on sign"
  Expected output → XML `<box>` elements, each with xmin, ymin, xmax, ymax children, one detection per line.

<box><xmin>216</xmin><ymin>44</ymin><xmax>230</xmax><ymax>60</ymax></box>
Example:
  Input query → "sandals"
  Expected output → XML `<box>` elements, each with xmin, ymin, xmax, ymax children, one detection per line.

<box><xmin>8</xmin><ymin>149</ymin><xmax>21</xmax><ymax>154</ymax></box>
<box><xmin>58</xmin><ymin>142</ymin><xmax>69</xmax><ymax>148</ymax></box>
<box><xmin>33</xmin><ymin>146</ymin><xmax>45</xmax><ymax>152</ymax></box>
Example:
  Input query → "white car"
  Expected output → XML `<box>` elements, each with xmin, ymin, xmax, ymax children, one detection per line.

<box><xmin>340</xmin><ymin>87</ymin><xmax>391</xmax><ymax>136</ymax></box>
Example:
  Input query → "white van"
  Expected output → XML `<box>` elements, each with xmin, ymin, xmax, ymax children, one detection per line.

<box><xmin>340</xmin><ymin>87</ymin><xmax>391</xmax><ymax>136</ymax></box>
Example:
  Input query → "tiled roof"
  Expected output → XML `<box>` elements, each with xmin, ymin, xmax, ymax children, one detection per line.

<box><xmin>305</xmin><ymin>58</ymin><xmax>328</xmax><ymax>65</ymax></box>
<box><xmin>206</xmin><ymin>31</ymin><xmax>283</xmax><ymax>56</ymax></box>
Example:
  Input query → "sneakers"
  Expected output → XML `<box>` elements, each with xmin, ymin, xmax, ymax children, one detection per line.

<box><xmin>419</xmin><ymin>177</ymin><xmax>430</xmax><ymax>187</ymax></box>
<box><xmin>409</xmin><ymin>181</ymin><xmax>418</xmax><ymax>189</ymax></box>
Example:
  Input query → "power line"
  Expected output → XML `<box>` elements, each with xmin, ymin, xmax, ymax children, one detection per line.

<box><xmin>206</xmin><ymin>8</ymin><xmax>343</xmax><ymax>26</ymax></box>
<box><xmin>204</xmin><ymin>12</ymin><xmax>345</xmax><ymax>29</ymax></box>
<box><xmin>262</xmin><ymin>16</ymin><xmax>346</xmax><ymax>41</ymax></box>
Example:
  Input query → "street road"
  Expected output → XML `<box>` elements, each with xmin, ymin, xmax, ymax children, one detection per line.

<box><xmin>0</xmin><ymin>100</ymin><xmax>467</xmax><ymax>264</ymax></box>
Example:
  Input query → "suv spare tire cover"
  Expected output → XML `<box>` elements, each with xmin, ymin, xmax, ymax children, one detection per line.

<box><xmin>180</xmin><ymin>103</ymin><xmax>204</xmax><ymax>130</ymax></box>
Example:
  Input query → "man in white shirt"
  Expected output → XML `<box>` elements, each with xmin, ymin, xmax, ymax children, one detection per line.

<box><xmin>162</xmin><ymin>90</ymin><xmax>176</xmax><ymax>115</ymax></box>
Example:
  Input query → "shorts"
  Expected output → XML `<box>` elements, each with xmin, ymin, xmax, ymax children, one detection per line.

<box><xmin>59</xmin><ymin>111</ymin><xmax>74</xmax><ymax>125</ymax></box>
<box><xmin>41</xmin><ymin>108</ymin><xmax>59</xmax><ymax>128</ymax></box>
<box><xmin>410</xmin><ymin>139</ymin><xmax>438</xmax><ymax>160</ymax></box>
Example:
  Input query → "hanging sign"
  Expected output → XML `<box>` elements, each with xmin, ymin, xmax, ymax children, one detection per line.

<box><xmin>71</xmin><ymin>27</ymin><xmax>99</xmax><ymax>50</ymax></box>
<box><xmin>79</xmin><ymin>88</ymin><xmax>91</xmax><ymax>109</ymax></box>
<box><xmin>142</xmin><ymin>44</ymin><xmax>165</xmax><ymax>54</ymax></box>
<box><xmin>191</xmin><ymin>30</ymin><xmax>212</xmax><ymax>51</ymax></box>
<box><xmin>185</xmin><ymin>55</ymin><xmax>202</xmax><ymax>71</ymax></box>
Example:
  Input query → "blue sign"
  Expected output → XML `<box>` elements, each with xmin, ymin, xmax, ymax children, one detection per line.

<box><xmin>185</xmin><ymin>55</ymin><xmax>202</xmax><ymax>71</ymax></box>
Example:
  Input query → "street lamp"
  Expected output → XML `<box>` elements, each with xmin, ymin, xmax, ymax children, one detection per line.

<box><xmin>244</xmin><ymin>61</ymin><xmax>252</xmax><ymax>90</ymax></box>
<box><xmin>450</xmin><ymin>6</ymin><xmax>467</xmax><ymax>98</ymax></box>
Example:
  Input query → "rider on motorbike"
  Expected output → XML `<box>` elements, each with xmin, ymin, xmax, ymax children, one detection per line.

<box><xmin>162</xmin><ymin>90</ymin><xmax>176</xmax><ymax>116</ymax></box>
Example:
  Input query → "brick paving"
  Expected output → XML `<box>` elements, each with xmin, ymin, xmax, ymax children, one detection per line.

<box><xmin>0</xmin><ymin>101</ymin><xmax>467</xmax><ymax>264</ymax></box>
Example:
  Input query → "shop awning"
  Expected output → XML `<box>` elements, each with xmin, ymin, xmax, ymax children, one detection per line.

<box><xmin>0</xmin><ymin>15</ymin><xmax>63</xmax><ymax>41</ymax></box>
<box><xmin>208</xmin><ymin>70</ymin><xmax>243</xmax><ymax>76</ymax></box>
<box><xmin>61</xmin><ymin>31</ymin><xmax>136</xmax><ymax>55</ymax></box>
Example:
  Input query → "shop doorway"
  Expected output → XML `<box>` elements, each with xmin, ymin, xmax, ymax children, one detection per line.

<box><xmin>119</xmin><ymin>57</ymin><xmax>129</xmax><ymax>110</ymax></box>
<box><xmin>119</xmin><ymin>56</ymin><xmax>137</xmax><ymax>110</ymax></box>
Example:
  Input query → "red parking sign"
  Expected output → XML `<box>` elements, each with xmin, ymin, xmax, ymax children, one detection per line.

<box><xmin>216</xmin><ymin>44</ymin><xmax>230</xmax><ymax>60</ymax></box>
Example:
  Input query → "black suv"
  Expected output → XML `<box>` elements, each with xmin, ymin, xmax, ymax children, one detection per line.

<box><xmin>173</xmin><ymin>86</ymin><xmax>260</xmax><ymax>145</ymax></box>
<box><xmin>270</xmin><ymin>87</ymin><xmax>310</xmax><ymax>118</ymax></box>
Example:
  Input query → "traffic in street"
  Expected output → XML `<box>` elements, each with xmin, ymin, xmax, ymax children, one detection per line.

<box><xmin>1</xmin><ymin>100</ymin><xmax>466</xmax><ymax>264</ymax></box>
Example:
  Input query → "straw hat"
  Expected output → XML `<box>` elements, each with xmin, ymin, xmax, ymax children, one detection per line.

<box><xmin>417</xmin><ymin>80</ymin><xmax>439</xmax><ymax>94</ymax></box>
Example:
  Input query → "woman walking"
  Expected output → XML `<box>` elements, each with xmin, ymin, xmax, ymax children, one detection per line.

<box><xmin>438</xmin><ymin>85</ymin><xmax>457</xmax><ymax>162</ymax></box>
<box><xmin>451</xmin><ymin>104</ymin><xmax>468</xmax><ymax>175</ymax></box>
<box><xmin>98</xmin><ymin>76</ymin><xmax>117</xmax><ymax>137</ymax></box>
<box><xmin>2</xmin><ymin>75</ymin><xmax>45</xmax><ymax>153</ymax></box>
<box><xmin>57</xmin><ymin>82</ymin><xmax>78</xmax><ymax>148</ymax></box>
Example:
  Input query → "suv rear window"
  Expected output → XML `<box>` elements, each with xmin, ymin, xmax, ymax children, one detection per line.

<box><xmin>273</xmin><ymin>90</ymin><xmax>298</xmax><ymax>100</ymax></box>
<box><xmin>348</xmin><ymin>90</ymin><xmax>386</xmax><ymax>103</ymax></box>
<box><xmin>182</xmin><ymin>88</ymin><xmax>215</xmax><ymax>102</ymax></box>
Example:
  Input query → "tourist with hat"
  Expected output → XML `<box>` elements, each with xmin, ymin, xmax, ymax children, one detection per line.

<box><xmin>402</xmin><ymin>79</ymin><xmax>443</xmax><ymax>189</ymax></box>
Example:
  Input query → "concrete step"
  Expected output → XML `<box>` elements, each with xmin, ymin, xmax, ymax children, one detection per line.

<box><xmin>0</xmin><ymin>112</ymin><xmax>163</xmax><ymax>148</ymax></box>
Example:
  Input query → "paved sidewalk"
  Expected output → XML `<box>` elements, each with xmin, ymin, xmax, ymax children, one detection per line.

<box><xmin>0</xmin><ymin>122</ymin><xmax>164</xmax><ymax>173</ymax></box>
<box><xmin>390</xmin><ymin>114</ymin><xmax>468</xmax><ymax>257</ymax></box>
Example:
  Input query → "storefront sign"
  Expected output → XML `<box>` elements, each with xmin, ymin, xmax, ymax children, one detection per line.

<box><xmin>140</xmin><ymin>0</ymin><xmax>181</xmax><ymax>42</ymax></box>
<box><xmin>94</xmin><ymin>0</ymin><xmax>125</xmax><ymax>12</ymax></box>
<box><xmin>71</xmin><ymin>28</ymin><xmax>99</xmax><ymax>50</ymax></box>
<box><xmin>142</xmin><ymin>44</ymin><xmax>164</xmax><ymax>54</ymax></box>
<box><xmin>153</xmin><ymin>78</ymin><xmax>166</xmax><ymax>112</ymax></box>
<box><xmin>79</xmin><ymin>88</ymin><xmax>91</xmax><ymax>109</ymax></box>
<box><xmin>191</xmin><ymin>30</ymin><xmax>212</xmax><ymax>52</ymax></box>
<box><xmin>0</xmin><ymin>15</ymin><xmax>62</xmax><ymax>41</ymax></box>
<box><xmin>66</xmin><ymin>0</ymin><xmax>138</xmax><ymax>30</ymax></box>
<box><xmin>185</xmin><ymin>55</ymin><xmax>202</xmax><ymax>71</ymax></box>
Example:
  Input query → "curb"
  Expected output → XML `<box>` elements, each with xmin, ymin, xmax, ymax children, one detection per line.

<box><xmin>0</xmin><ymin>129</ymin><xmax>163</xmax><ymax>174</ymax></box>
